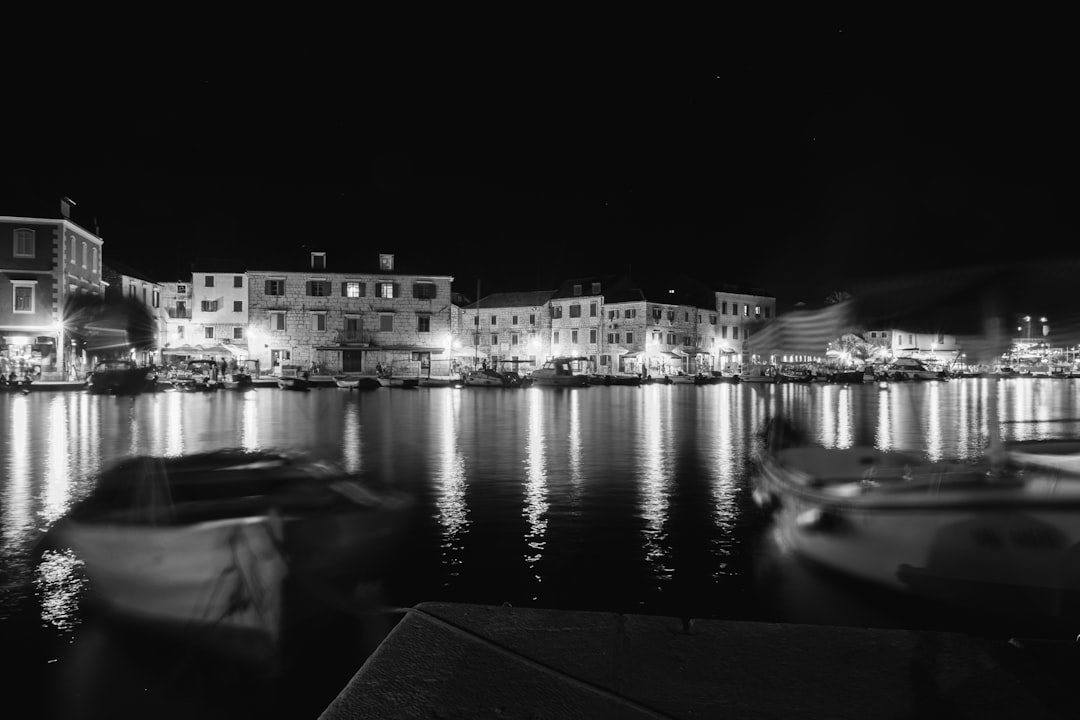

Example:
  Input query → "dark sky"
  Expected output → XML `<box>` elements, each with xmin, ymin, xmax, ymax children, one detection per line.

<box><xmin>5</xmin><ymin>25</ymin><xmax>1077</xmax><ymax>308</ymax></box>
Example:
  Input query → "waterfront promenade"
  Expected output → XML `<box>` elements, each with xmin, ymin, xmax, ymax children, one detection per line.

<box><xmin>320</xmin><ymin>602</ymin><xmax>1080</xmax><ymax>719</ymax></box>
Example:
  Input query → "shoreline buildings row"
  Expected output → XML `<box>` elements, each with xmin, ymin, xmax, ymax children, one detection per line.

<box><xmin>1</xmin><ymin>212</ymin><xmax>1070</xmax><ymax>381</ymax></box>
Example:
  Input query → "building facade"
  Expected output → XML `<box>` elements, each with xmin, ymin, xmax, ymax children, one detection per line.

<box><xmin>0</xmin><ymin>214</ymin><xmax>105</xmax><ymax>380</ymax></box>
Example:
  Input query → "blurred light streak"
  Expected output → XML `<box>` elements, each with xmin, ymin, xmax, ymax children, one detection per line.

<box><xmin>242</xmin><ymin>390</ymin><xmax>262</xmax><ymax>452</ymax></box>
<box><xmin>707</xmin><ymin>384</ymin><xmax>742</xmax><ymax>578</ymax></box>
<box><xmin>638</xmin><ymin>385</ymin><xmax>672</xmax><ymax>585</ymax></box>
<box><xmin>43</xmin><ymin>396</ymin><xmax>73</xmax><ymax>525</ymax></box>
<box><xmin>434</xmin><ymin>391</ymin><xmax>468</xmax><ymax>582</ymax></box>
<box><xmin>523</xmin><ymin>391</ymin><xmax>548</xmax><ymax>587</ymax></box>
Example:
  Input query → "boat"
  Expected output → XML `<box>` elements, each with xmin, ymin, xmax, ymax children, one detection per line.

<box><xmin>529</xmin><ymin>357</ymin><xmax>591</xmax><ymax>387</ymax></box>
<box><xmin>377</xmin><ymin>375</ymin><xmax>419</xmax><ymax>389</ymax></box>
<box><xmin>826</xmin><ymin>368</ymin><xmax>866</xmax><ymax>384</ymax></box>
<box><xmin>333</xmin><ymin>373</ymin><xmax>380</xmax><ymax>390</ymax></box>
<box><xmin>739</xmin><ymin>363</ymin><xmax>778</xmax><ymax>383</ymax></box>
<box><xmin>40</xmin><ymin>448</ymin><xmax>414</xmax><ymax>664</ymax></box>
<box><xmin>777</xmin><ymin>364</ymin><xmax>814</xmax><ymax>383</ymax></box>
<box><xmin>665</xmin><ymin>372</ymin><xmax>698</xmax><ymax>385</ymax></box>
<box><xmin>462</xmin><ymin>367</ymin><xmax>512</xmax><ymax>387</ymax></box>
<box><xmin>883</xmin><ymin>357</ymin><xmax>947</xmax><ymax>381</ymax></box>
<box><xmin>751</xmin><ymin>416</ymin><xmax>1080</xmax><ymax>626</ymax></box>
<box><xmin>221</xmin><ymin>359</ymin><xmax>258</xmax><ymax>391</ymax></box>
<box><xmin>277</xmin><ymin>365</ymin><xmax>311</xmax><ymax>391</ymax></box>
<box><xmin>587</xmin><ymin>373</ymin><xmax>643</xmax><ymax>386</ymax></box>
<box><xmin>86</xmin><ymin>359</ymin><xmax>157</xmax><ymax>395</ymax></box>
<box><xmin>172</xmin><ymin>359</ymin><xmax>221</xmax><ymax>391</ymax></box>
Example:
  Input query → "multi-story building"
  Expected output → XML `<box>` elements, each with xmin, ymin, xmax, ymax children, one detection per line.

<box><xmin>247</xmin><ymin>251</ymin><xmax>454</xmax><ymax>376</ymax></box>
<box><xmin>457</xmin><ymin>290</ymin><xmax>555</xmax><ymax>374</ymax></box>
<box><xmin>102</xmin><ymin>259</ymin><xmax>165</xmax><ymax>366</ymax></box>
<box><xmin>0</xmin><ymin>211</ymin><xmax>105</xmax><ymax>380</ymax></box>
<box><xmin>715</xmin><ymin>285</ymin><xmax>776</xmax><ymax>370</ymax></box>
<box><xmin>159</xmin><ymin>279</ymin><xmax>194</xmax><ymax>356</ymax></box>
<box><xmin>190</xmin><ymin>259</ymin><xmax>250</xmax><ymax>356</ymax></box>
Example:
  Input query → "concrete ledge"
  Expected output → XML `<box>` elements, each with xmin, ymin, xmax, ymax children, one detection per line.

<box><xmin>319</xmin><ymin>602</ymin><xmax>1070</xmax><ymax>719</ymax></box>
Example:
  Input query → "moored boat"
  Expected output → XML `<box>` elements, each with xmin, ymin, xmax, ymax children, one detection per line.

<box><xmin>40</xmin><ymin>449</ymin><xmax>414</xmax><ymax>664</ymax></box>
<box><xmin>333</xmin><ymin>373</ymin><xmax>380</xmax><ymax>390</ymax></box>
<box><xmin>529</xmin><ymin>357</ymin><xmax>591</xmax><ymax>387</ymax></box>
<box><xmin>172</xmin><ymin>359</ymin><xmax>221</xmax><ymax>391</ymax></box>
<box><xmin>221</xmin><ymin>359</ymin><xmax>259</xmax><ymax>391</ymax></box>
<box><xmin>462</xmin><ymin>367</ymin><xmax>512</xmax><ymax>387</ymax></box>
<box><xmin>86</xmin><ymin>359</ymin><xmax>157</xmax><ymax>395</ymax></box>
<box><xmin>752</xmin><ymin>417</ymin><xmax>1080</xmax><ymax>626</ymax></box>
<box><xmin>739</xmin><ymin>363</ymin><xmax>778</xmax><ymax>383</ymax></box>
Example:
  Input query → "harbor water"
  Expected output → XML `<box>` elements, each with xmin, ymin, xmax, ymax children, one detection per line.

<box><xmin>3</xmin><ymin>378</ymin><xmax>1080</xmax><ymax>718</ymax></box>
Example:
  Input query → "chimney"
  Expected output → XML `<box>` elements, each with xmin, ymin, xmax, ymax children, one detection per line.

<box><xmin>60</xmin><ymin>196</ymin><xmax>76</xmax><ymax>219</ymax></box>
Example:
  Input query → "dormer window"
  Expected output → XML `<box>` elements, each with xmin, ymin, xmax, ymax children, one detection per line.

<box><xmin>379</xmin><ymin>254</ymin><xmax>394</xmax><ymax>271</ymax></box>
<box><xmin>573</xmin><ymin>284</ymin><xmax>582</xmax><ymax>296</ymax></box>
<box><xmin>591</xmin><ymin>282</ymin><xmax>601</xmax><ymax>294</ymax></box>
<box><xmin>311</xmin><ymin>252</ymin><xmax>326</xmax><ymax>270</ymax></box>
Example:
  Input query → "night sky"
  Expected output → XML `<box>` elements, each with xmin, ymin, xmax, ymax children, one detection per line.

<box><xmin>4</xmin><ymin>24</ymin><xmax>1076</xmax><ymax>311</ymax></box>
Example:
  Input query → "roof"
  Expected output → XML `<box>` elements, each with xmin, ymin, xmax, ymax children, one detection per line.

<box><xmin>246</xmin><ymin>248</ymin><xmax>452</xmax><ymax>277</ymax></box>
<box><xmin>463</xmin><ymin>290</ymin><xmax>557</xmax><ymax>309</ymax></box>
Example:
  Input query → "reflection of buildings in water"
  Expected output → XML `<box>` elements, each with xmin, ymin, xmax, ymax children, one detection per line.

<box><xmin>44</xmin><ymin>396</ymin><xmax>74</xmax><ymax>524</ymax></box>
<box><xmin>818</xmin><ymin>385</ymin><xmax>854</xmax><ymax>450</ymax></box>
<box><xmin>523</xmin><ymin>393</ymin><xmax>548</xmax><ymax>587</ymax></box>
<box><xmin>568</xmin><ymin>390</ymin><xmax>582</xmax><ymax>489</ymax></box>
<box><xmin>638</xmin><ymin>386</ymin><xmax>673</xmax><ymax>584</ymax></box>
<box><xmin>435</xmin><ymin>393</ymin><xmax>468</xmax><ymax>581</ymax></box>
<box><xmin>3</xmin><ymin>396</ymin><xmax>32</xmax><ymax>564</ymax></box>
<box><xmin>924</xmin><ymin>382</ymin><xmax>943</xmax><ymax>461</ymax></box>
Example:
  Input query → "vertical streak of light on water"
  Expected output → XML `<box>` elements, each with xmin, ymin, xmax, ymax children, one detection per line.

<box><xmin>925</xmin><ymin>382</ymin><xmax>944</xmax><ymax>461</ymax></box>
<box><xmin>568</xmin><ymin>389</ymin><xmax>582</xmax><ymax>493</ymax></box>
<box><xmin>523</xmin><ymin>390</ymin><xmax>548</xmax><ymax>594</ymax></box>
<box><xmin>242</xmin><ymin>391</ymin><xmax>261</xmax><ymax>452</ymax></box>
<box><xmin>877</xmin><ymin>384</ymin><xmax>893</xmax><ymax>451</ymax></box>
<box><xmin>434</xmin><ymin>390</ymin><xmax>468</xmax><ymax>583</ymax></box>
<box><xmin>3</xmin><ymin>396</ymin><xmax>31</xmax><ymax>554</ymax></box>
<box><xmin>43</xmin><ymin>395</ymin><xmax>72</xmax><ymax>524</ymax></box>
<box><xmin>708</xmin><ymin>384</ymin><xmax>742</xmax><ymax>579</ymax></box>
<box><xmin>165</xmin><ymin>391</ymin><xmax>184</xmax><ymax>457</ymax></box>
<box><xmin>820</xmin><ymin>385</ymin><xmax>837</xmax><ymax>448</ymax></box>
<box><xmin>638</xmin><ymin>385</ymin><xmax>672</xmax><ymax>586</ymax></box>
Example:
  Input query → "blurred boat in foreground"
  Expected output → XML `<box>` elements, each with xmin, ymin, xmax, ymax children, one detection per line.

<box><xmin>752</xmin><ymin>418</ymin><xmax>1080</xmax><ymax>630</ymax></box>
<box><xmin>42</xmin><ymin>449</ymin><xmax>413</xmax><ymax>666</ymax></box>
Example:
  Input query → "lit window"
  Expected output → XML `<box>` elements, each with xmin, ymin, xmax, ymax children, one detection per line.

<box><xmin>13</xmin><ymin>281</ymin><xmax>35</xmax><ymax>313</ymax></box>
<box><xmin>345</xmin><ymin>281</ymin><xmax>361</xmax><ymax>298</ymax></box>
<box><xmin>379</xmin><ymin>283</ymin><xmax>395</xmax><ymax>299</ymax></box>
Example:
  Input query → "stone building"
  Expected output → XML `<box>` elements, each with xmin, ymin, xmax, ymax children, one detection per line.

<box><xmin>457</xmin><ymin>290</ymin><xmax>556</xmax><ymax>375</ymax></box>
<box><xmin>189</xmin><ymin>259</ymin><xmax>250</xmax><ymax>359</ymax></box>
<box><xmin>247</xmin><ymin>251</ymin><xmax>454</xmax><ymax>376</ymax></box>
<box><xmin>102</xmin><ymin>259</ymin><xmax>166</xmax><ymax>366</ymax></box>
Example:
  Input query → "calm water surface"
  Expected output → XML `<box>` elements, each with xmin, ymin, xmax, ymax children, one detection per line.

<box><xmin>3</xmin><ymin>379</ymin><xmax>1080</xmax><ymax>718</ymax></box>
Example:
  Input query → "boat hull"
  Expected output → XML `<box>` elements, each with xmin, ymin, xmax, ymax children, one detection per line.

<box><xmin>754</xmin><ymin>444</ymin><xmax>1080</xmax><ymax>622</ymax></box>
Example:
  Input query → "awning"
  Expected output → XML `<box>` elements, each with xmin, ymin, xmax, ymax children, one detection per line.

<box><xmin>621</xmin><ymin>351</ymin><xmax>642</xmax><ymax>359</ymax></box>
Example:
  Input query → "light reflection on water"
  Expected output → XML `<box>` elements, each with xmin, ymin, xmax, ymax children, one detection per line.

<box><xmin>5</xmin><ymin>379</ymin><xmax>1080</xmax><ymax>636</ymax></box>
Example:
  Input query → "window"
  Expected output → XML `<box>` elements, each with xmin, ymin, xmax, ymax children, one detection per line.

<box><xmin>721</xmin><ymin>326</ymin><xmax>728</xmax><ymax>339</ymax></box>
<box><xmin>491</xmin><ymin>333</ymin><xmax>498</xmax><ymax>345</ymax></box>
<box><xmin>710</xmin><ymin>315</ymin><xmax>717</xmax><ymax>324</ymax></box>
<box><xmin>553</xmin><ymin>331</ymin><xmax>560</xmax><ymax>344</ymax></box>
<box><xmin>743</xmin><ymin>304</ymin><xmax>749</xmax><ymax>317</ymax></box>
<box><xmin>625</xmin><ymin>332</ymin><xmax>634</xmax><ymax>344</ymax></box>
<box><xmin>233</xmin><ymin>327</ymin><xmax>244</xmax><ymax>340</ymax></box>
<box><xmin>233</xmin><ymin>301</ymin><xmax>243</xmax><ymax>312</ymax></box>
<box><xmin>754</xmin><ymin>306</ymin><xmax>762</xmax><ymax>318</ymax></box>
<box><xmin>379</xmin><ymin>314</ymin><xmax>394</xmax><ymax>332</ymax></box>
<box><xmin>311</xmin><ymin>252</ymin><xmax>326</xmax><ymax>270</ymax></box>
<box><xmin>591</xmin><ymin>282</ymin><xmax>601</xmax><ymax>294</ymax></box>
<box><xmin>529</xmin><ymin>314</ymin><xmax>535</xmax><ymax>325</ymax></box>
<box><xmin>571</xmin><ymin>330</ymin><xmax>578</xmax><ymax>344</ymax></box>
<box><xmin>205</xmin><ymin>327</ymin><xmax>215</xmax><ymax>339</ymax></box>
<box><xmin>176</xmin><ymin>301</ymin><xmax>187</xmax><ymax>316</ymax></box>
<box><xmin>81</xmin><ymin>242</ymin><xmax>87</xmax><ymax>267</ymax></box>
<box><xmin>764</xmin><ymin>308</ymin><xmax>771</xmax><ymax>319</ymax></box>
<box><xmin>608</xmin><ymin>309</ymin><xmax>616</xmax><ymax>320</ymax></box>
<box><xmin>12</xmin><ymin>281</ymin><xmax>35</xmax><ymax>313</ymax></box>
<box><xmin>379</xmin><ymin>254</ymin><xmax>394</xmax><ymax>271</ymax></box>
<box><xmin>624</xmin><ymin>309</ymin><xmax>636</xmax><ymax>319</ymax></box>
<box><xmin>684</xmin><ymin>312</ymin><xmax>689</xmax><ymax>321</ymax></box>
<box><xmin>344</xmin><ymin>281</ymin><xmax>363</xmax><ymax>298</ymax></box>
<box><xmin>312</xmin><ymin>313</ymin><xmax>326</xmax><ymax>331</ymax></box>
<box><xmin>177</xmin><ymin>284</ymin><xmax>187</xmax><ymax>294</ymax></box>
<box><xmin>473</xmin><ymin>316</ymin><xmax>479</xmax><ymax>326</ymax></box>
<box><xmin>721</xmin><ymin>302</ymin><xmax>728</xmax><ymax>314</ymax></box>
<box><xmin>412</xmin><ymin>282</ymin><xmax>437</xmax><ymax>299</ymax></box>
<box><xmin>552</xmin><ymin>305</ymin><xmax>563</xmax><ymax>318</ymax></box>
<box><xmin>270</xmin><ymin>311</ymin><xmax>286</xmax><ymax>330</ymax></box>
<box><xmin>68</xmin><ymin>235</ymin><xmax>75</xmax><ymax>263</ymax></box>
<box><xmin>569</xmin><ymin>304</ymin><xmax>581</xmax><ymax>318</ymax></box>
<box><xmin>490</xmin><ymin>315</ymin><xmax>497</xmax><ymax>326</ymax></box>
<box><xmin>13</xmin><ymin>228</ymin><xmax>35</xmax><ymax>258</ymax></box>
<box><xmin>205</xmin><ymin>275</ymin><xmax>215</xmax><ymax>287</ymax></box>
<box><xmin>378</xmin><ymin>282</ymin><xmax>396</xmax><ymax>299</ymax></box>
<box><xmin>573</xmin><ymin>284</ymin><xmax>582</xmax><ymax>296</ymax></box>
<box><xmin>652</xmin><ymin>307</ymin><xmax>662</xmax><ymax>321</ymax></box>
<box><xmin>667</xmin><ymin>311</ymin><xmax>675</xmax><ymax>322</ymax></box>
<box><xmin>607</xmin><ymin>333</ymin><xmax>616</xmax><ymax>344</ymax></box>
<box><xmin>590</xmin><ymin>302</ymin><xmax>597</xmax><ymax>317</ymax></box>
<box><xmin>307</xmin><ymin>280</ymin><xmax>330</xmax><ymax>296</ymax></box>
<box><xmin>667</xmin><ymin>333</ymin><xmax>675</xmax><ymax>345</ymax></box>
<box><xmin>233</xmin><ymin>275</ymin><xmax>243</xmax><ymax>288</ymax></box>
<box><xmin>178</xmin><ymin>325</ymin><xmax>185</xmax><ymax>338</ymax></box>
<box><xmin>201</xmin><ymin>300</ymin><xmax>219</xmax><ymax>312</ymax></box>
<box><xmin>152</xmin><ymin>290</ymin><xmax>160</xmax><ymax>308</ymax></box>
<box><xmin>417</xmin><ymin>315</ymin><xmax>431</xmax><ymax>333</ymax></box>
<box><xmin>512</xmin><ymin>315</ymin><xmax>518</xmax><ymax>325</ymax></box>
<box><xmin>590</xmin><ymin>329</ymin><xmax>597</xmax><ymax>343</ymax></box>
<box><xmin>129</xmin><ymin>286</ymin><xmax>137</xmax><ymax>299</ymax></box>
<box><xmin>345</xmin><ymin>315</ymin><xmax>361</xmax><ymax>332</ymax></box>
<box><xmin>511</xmin><ymin>332</ymin><xmax>519</xmax><ymax>345</ymax></box>
<box><xmin>92</xmin><ymin>247</ymin><xmax>99</xmax><ymax>273</ymax></box>
<box><xmin>266</xmin><ymin>279</ymin><xmax>285</xmax><ymax>296</ymax></box>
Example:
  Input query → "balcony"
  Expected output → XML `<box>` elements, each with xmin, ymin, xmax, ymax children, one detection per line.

<box><xmin>167</xmin><ymin>308</ymin><xmax>192</xmax><ymax>319</ymax></box>
<box><xmin>333</xmin><ymin>329</ymin><xmax>373</xmax><ymax>345</ymax></box>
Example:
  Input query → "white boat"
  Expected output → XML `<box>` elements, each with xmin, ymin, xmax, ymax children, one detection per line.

<box><xmin>752</xmin><ymin>417</ymin><xmax>1080</xmax><ymax>625</ymax></box>
<box><xmin>739</xmin><ymin>363</ymin><xmax>778</xmax><ymax>383</ymax></box>
<box><xmin>41</xmin><ymin>449</ymin><xmax>414</xmax><ymax>663</ymax></box>
<box><xmin>334</xmin><ymin>373</ymin><xmax>380</xmax><ymax>390</ymax></box>
<box><xmin>882</xmin><ymin>357</ymin><xmax>946</xmax><ymax>381</ymax></box>
<box><xmin>377</xmin><ymin>375</ymin><xmax>419</xmax><ymax>388</ymax></box>
<box><xmin>529</xmin><ymin>357</ymin><xmax>591</xmax><ymax>387</ymax></box>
